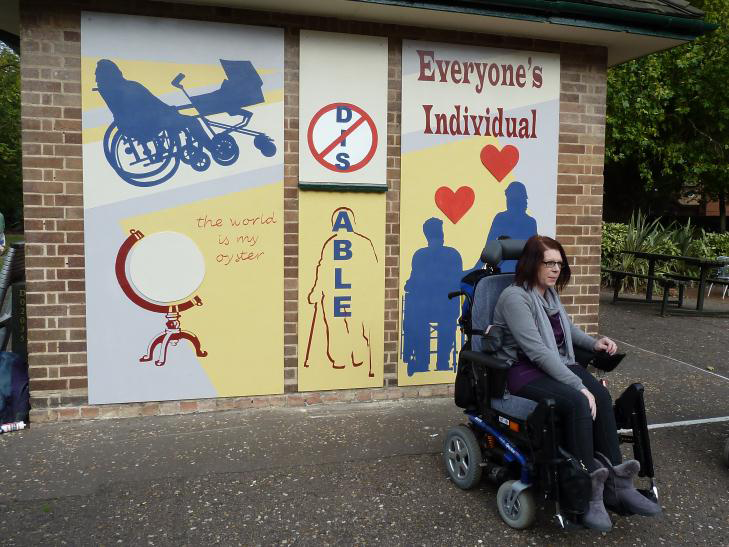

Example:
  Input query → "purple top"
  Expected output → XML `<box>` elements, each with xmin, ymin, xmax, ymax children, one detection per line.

<box><xmin>506</xmin><ymin>312</ymin><xmax>565</xmax><ymax>394</ymax></box>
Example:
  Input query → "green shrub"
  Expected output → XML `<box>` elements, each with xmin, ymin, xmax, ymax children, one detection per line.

<box><xmin>601</xmin><ymin>222</ymin><xmax>627</xmax><ymax>268</ymax></box>
<box><xmin>702</xmin><ymin>232</ymin><xmax>729</xmax><ymax>258</ymax></box>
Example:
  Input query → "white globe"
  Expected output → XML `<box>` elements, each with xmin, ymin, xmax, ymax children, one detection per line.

<box><xmin>127</xmin><ymin>231</ymin><xmax>206</xmax><ymax>304</ymax></box>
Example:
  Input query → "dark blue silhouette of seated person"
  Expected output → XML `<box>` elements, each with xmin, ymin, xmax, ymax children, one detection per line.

<box><xmin>403</xmin><ymin>218</ymin><xmax>463</xmax><ymax>376</ymax></box>
<box><xmin>475</xmin><ymin>180</ymin><xmax>538</xmax><ymax>273</ymax></box>
<box><xmin>95</xmin><ymin>59</ymin><xmax>211</xmax><ymax>156</ymax></box>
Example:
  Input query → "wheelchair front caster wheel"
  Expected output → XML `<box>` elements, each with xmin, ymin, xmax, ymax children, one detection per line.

<box><xmin>254</xmin><ymin>134</ymin><xmax>277</xmax><ymax>157</ymax></box>
<box><xmin>190</xmin><ymin>151</ymin><xmax>211</xmax><ymax>172</ymax></box>
<box><xmin>443</xmin><ymin>425</ymin><xmax>482</xmax><ymax>490</ymax></box>
<box><xmin>496</xmin><ymin>480</ymin><xmax>537</xmax><ymax>529</ymax></box>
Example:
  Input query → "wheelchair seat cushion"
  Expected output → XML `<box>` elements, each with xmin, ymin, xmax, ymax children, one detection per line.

<box><xmin>490</xmin><ymin>394</ymin><xmax>538</xmax><ymax>420</ymax></box>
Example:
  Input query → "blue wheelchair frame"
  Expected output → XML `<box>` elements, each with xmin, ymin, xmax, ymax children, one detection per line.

<box><xmin>468</xmin><ymin>412</ymin><xmax>531</xmax><ymax>484</ymax></box>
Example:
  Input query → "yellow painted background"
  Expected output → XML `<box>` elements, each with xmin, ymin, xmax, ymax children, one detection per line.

<box><xmin>298</xmin><ymin>192</ymin><xmax>386</xmax><ymax>391</ymax></box>
<box><xmin>122</xmin><ymin>183</ymin><xmax>284</xmax><ymax>396</ymax></box>
<box><xmin>398</xmin><ymin>135</ymin><xmax>517</xmax><ymax>386</ymax></box>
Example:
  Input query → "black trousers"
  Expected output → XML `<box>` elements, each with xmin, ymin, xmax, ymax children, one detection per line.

<box><xmin>515</xmin><ymin>365</ymin><xmax>621</xmax><ymax>472</ymax></box>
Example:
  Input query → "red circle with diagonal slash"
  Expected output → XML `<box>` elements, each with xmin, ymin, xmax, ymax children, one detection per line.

<box><xmin>307</xmin><ymin>102</ymin><xmax>378</xmax><ymax>173</ymax></box>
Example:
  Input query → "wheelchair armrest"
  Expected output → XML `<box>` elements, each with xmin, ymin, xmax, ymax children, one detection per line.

<box><xmin>460</xmin><ymin>350</ymin><xmax>510</xmax><ymax>370</ymax></box>
<box><xmin>448</xmin><ymin>291</ymin><xmax>464</xmax><ymax>300</ymax></box>
<box><xmin>573</xmin><ymin>346</ymin><xmax>626</xmax><ymax>372</ymax></box>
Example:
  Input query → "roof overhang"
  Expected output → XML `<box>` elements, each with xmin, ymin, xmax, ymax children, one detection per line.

<box><xmin>163</xmin><ymin>0</ymin><xmax>717</xmax><ymax>65</ymax></box>
<box><xmin>1</xmin><ymin>0</ymin><xmax>716</xmax><ymax>65</ymax></box>
<box><xmin>0</xmin><ymin>0</ymin><xmax>20</xmax><ymax>53</ymax></box>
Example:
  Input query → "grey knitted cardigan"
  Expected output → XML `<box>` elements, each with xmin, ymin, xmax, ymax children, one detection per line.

<box><xmin>492</xmin><ymin>285</ymin><xmax>597</xmax><ymax>392</ymax></box>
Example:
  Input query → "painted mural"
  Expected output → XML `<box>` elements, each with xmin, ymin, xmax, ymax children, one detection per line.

<box><xmin>399</xmin><ymin>41</ymin><xmax>560</xmax><ymax>386</ymax></box>
<box><xmin>298</xmin><ymin>193</ymin><xmax>385</xmax><ymax>391</ymax></box>
<box><xmin>81</xmin><ymin>12</ymin><xmax>284</xmax><ymax>403</ymax></box>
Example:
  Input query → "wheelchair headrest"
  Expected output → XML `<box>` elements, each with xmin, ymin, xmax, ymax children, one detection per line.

<box><xmin>480</xmin><ymin>239</ymin><xmax>526</xmax><ymax>267</ymax></box>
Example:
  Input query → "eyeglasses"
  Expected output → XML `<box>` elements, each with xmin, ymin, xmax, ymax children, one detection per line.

<box><xmin>542</xmin><ymin>260</ymin><xmax>564</xmax><ymax>270</ymax></box>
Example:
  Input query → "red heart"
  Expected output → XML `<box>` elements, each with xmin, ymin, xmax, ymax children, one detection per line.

<box><xmin>480</xmin><ymin>144</ymin><xmax>519</xmax><ymax>182</ymax></box>
<box><xmin>434</xmin><ymin>186</ymin><xmax>475</xmax><ymax>224</ymax></box>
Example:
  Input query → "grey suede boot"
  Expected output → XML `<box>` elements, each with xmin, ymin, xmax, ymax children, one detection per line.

<box><xmin>583</xmin><ymin>467</ymin><xmax>612</xmax><ymax>532</ymax></box>
<box><xmin>596</xmin><ymin>453</ymin><xmax>662</xmax><ymax>517</ymax></box>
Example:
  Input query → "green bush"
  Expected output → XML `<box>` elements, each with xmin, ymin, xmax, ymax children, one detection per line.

<box><xmin>601</xmin><ymin>222</ymin><xmax>628</xmax><ymax>265</ymax></box>
<box><xmin>702</xmin><ymin>232</ymin><xmax>729</xmax><ymax>258</ymax></box>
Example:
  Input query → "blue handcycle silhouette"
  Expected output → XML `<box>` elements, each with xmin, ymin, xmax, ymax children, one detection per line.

<box><xmin>94</xmin><ymin>59</ymin><xmax>276</xmax><ymax>187</ymax></box>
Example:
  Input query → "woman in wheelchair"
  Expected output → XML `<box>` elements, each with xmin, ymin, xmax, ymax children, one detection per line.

<box><xmin>492</xmin><ymin>235</ymin><xmax>661</xmax><ymax>529</ymax></box>
<box><xmin>445</xmin><ymin>235</ymin><xmax>660</xmax><ymax>530</ymax></box>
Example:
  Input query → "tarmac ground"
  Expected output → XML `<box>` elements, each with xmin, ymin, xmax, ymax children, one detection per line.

<box><xmin>1</xmin><ymin>291</ymin><xmax>728</xmax><ymax>546</ymax></box>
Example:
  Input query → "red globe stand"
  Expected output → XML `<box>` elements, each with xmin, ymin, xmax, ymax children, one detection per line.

<box><xmin>115</xmin><ymin>229</ymin><xmax>208</xmax><ymax>366</ymax></box>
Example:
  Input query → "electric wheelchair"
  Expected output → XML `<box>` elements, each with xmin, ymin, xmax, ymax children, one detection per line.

<box><xmin>443</xmin><ymin>239</ymin><xmax>658</xmax><ymax>529</ymax></box>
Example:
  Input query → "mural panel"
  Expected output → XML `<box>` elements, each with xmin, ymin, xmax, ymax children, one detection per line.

<box><xmin>298</xmin><ymin>31</ymin><xmax>388</xmax><ymax>190</ymax></box>
<box><xmin>81</xmin><ymin>12</ymin><xmax>284</xmax><ymax>403</ymax></box>
<box><xmin>399</xmin><ymin>41</ymin><xmax>560</xmax><ymax>386</ymax></box>
<box><xmin>298</xmin><ymin>192</ymin><xmax>385</xmax><ymax>391</ymax></box>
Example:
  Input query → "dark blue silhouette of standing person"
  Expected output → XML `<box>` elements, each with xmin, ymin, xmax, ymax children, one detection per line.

<box><xmin>402</xmin><ymin>218</ymin><xmax>463</xmax><ymax>376</ymax></box>
<box><xmin>474</xmin><ymin>181</ymin><xmax>538</xmax><ymax>272</ymax></box>
<box><xmin>95</xmin><ymin>59</ymin><xmax>211</xmax><ymax>152</ymax></box>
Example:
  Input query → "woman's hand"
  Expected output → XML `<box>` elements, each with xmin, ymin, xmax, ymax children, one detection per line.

<box><xmin>594</xmin><ymin>336</ymin><xmax>617</xmax><ymax>355</ymax></box>
<box><xmin>580</xmin><ymin>388</ymin><xmax>597</xmax><ymax>420</ymax></box>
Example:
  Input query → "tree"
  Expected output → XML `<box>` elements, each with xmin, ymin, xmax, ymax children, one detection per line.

<box><xmin>606</xmin><ymin>0</ymin><xmax>729</xmax><ymax>232</ymax></box>
<box><xmin>0</xmin><ymin>45</ymin><xmax>21</xmax><ymax>231</ymax></box>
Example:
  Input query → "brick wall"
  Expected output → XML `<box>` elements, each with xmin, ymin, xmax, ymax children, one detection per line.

<box><xmin>555</xmin><ymin>50</ymin><xmax>607</xmax><ymax>335</ymax></box>
<box><xmin>19</xmin><ymin>0</ymin><xmax>607</xmax><ymax>422</ymax></box>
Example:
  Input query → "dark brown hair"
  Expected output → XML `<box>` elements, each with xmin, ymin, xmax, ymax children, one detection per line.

<box><xmin>514</xmin><ymin>235</ymin><xmax>571</xmax><ymax>291</ymax></box>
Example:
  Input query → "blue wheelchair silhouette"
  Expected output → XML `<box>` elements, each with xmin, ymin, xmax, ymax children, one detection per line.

<box><xmin>94</xmin><ymin>59</ymin><xmax>276</xmax><ymax>187</ymax></box>
<box><xmin>401</xmin><ymin>218</ymin><xmax>464</xmax><ymax>376</ymax></box>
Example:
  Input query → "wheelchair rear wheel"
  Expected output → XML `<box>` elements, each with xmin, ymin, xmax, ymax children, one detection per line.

<box><xmin>443</xmin><ymin>425</ymin><xmax>482</xmax><ymax>489</ymax></box>
<box><xmin>496</xmin><ymin>480</ymin><xmax>536</xmax><ymax>529</ymax></box>
<box><xmin>105</xmin><ymin>124</ymin><xmax>181</xmax><ymax>187</ymax></box>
